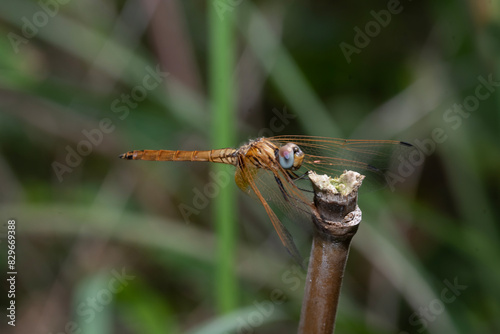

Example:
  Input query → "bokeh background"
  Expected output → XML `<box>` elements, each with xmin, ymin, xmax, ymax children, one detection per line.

<box><xmin>1</xmin><ymin>0</ymin><xmax>499</xmax><ymax>333</ymax></box>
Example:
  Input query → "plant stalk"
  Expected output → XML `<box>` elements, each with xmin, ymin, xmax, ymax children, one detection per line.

<box><xmin>209</xmin><ymin>2</ymin><xmax>237</xmax><ymax>313</ymax></box>
<box><xmin>298</xmin><ymin>171</ymin><xmax>364</xmax><ymax>334</ymax></box>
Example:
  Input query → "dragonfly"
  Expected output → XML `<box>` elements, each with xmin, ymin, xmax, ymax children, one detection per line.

<box><xmin>120</xmin><ymin>135</ymin><xmax>413</xmax><ymax>262</ymax></box>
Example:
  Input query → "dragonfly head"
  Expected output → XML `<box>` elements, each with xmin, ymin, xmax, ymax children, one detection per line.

<box><xmin>277</xmin><ymin>143</ymin><xmax>304</xmax><ymax>170</ymax></box>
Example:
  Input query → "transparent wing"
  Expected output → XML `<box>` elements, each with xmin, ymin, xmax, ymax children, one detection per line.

<box><xmin>268</xmin><ymin>135</ymin><xmax>416</xmax><ymax>191</ymax></box>
<box><xmin>233</xmin><ymin>135</ymin><xmax>415</xmax><ymax>262</ymax></box>
<box><xmin>235</xmin><ymin>158</ymin><xmax>313</xmax><ymax>264</ymax></box>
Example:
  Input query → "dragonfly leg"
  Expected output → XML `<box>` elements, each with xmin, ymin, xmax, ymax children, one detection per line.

<box><xmin>274</xmin><ymin>174</ymin><xmax>314</xmax><ymax>216</ymax></box>
<box><xmin>274</xmin><ymin>175</ymin><xmax>290</xmax><ymax>202</ymax></box>
<box><xmin>287</xmin><ymin>171</ymin><xmax>314</xmax><ymax>193</ymax></box>
<box><xmin>272</xmin><ymin>170</ymin><xmax>315</xmax><ymax>216</ymax></box>
<box><xmin>288</xmin><ymin>171</ymin><xmax>306</xmax><ymax>180</ymax></box>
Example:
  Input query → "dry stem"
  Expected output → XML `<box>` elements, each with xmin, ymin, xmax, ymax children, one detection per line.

<box><xmin>298</xmin><ymin>171</ymin><xmax>364</xmax><ymax>334</ymax></box>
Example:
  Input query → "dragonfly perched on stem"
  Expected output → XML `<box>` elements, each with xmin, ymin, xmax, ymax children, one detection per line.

<box><xmin>120</xmin><ymin>135</ymin><xmax>414</xmax><ymax>262</ymax></box>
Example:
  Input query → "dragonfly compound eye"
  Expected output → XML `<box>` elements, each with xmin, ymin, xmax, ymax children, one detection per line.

<box><xmin>278</xmin><ymin>145</ymin><xmax>294</xmax><ymax>169</ymax></box>
<box><xmin>278</xmin><ymin>143</ymin><xmax>304</xmax><ymax>169</ymax></box>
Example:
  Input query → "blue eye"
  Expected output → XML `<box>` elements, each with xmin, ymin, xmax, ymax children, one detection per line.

<box><xmin>278</xmin><ymin>147</ymin><xmax>294</xmax><ymax>169</ymax></box>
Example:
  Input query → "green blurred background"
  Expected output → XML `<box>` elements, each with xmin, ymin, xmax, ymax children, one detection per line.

<box><xmin>1</xmin><ymin>0</ymin><xmax>499</xmax><ymax>333</ymax></box>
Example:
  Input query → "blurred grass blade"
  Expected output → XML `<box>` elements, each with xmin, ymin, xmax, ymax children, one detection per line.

<box><xmin>73</xmin><ymin>272</ymin><xmax>113</xmax><ymax>334</ymax></box>
<box><xmin>186</xmin><ymin>305</ymin><xmax>287</xmax><ymax>334</ymax></box>
<box><xmin>238</xmin><ymin>2</ymin><xmax>340</xmax><ymax>137</ymax></box>
<box><xmin>209</xmin><ymin>1</ymin><xmax>238</xmax><ymax>313</ymax></box>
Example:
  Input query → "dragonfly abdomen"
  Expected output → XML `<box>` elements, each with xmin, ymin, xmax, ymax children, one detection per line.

<box><xmin>119</xmin><ymin>149</ymin><xmax>238</xmax><ymax>165</ymax></box>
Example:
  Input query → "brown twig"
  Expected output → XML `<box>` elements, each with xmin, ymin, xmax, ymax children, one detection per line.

<box><xmin>298</xmin><ymin>171</ymin><xmax>364</xmax><ymax>334</ymax></box>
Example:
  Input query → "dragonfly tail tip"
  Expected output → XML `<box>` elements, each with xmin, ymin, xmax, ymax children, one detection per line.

<box><xmin>399</xmin><ymin>141</ymin><xmax>413</xmax><ymax>147</ymax></box>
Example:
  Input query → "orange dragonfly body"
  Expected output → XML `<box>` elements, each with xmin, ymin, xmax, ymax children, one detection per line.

<box><xmin>120</xmin><ymin>135</ymin><xmax>413</xmax><ymax>261</ymax></box>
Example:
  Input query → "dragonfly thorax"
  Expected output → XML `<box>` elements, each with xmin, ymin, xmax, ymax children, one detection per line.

<box><xmin>242</xmin><ymin>139</ymin><xmax>305</xmax><ymax>171</ymax></box>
